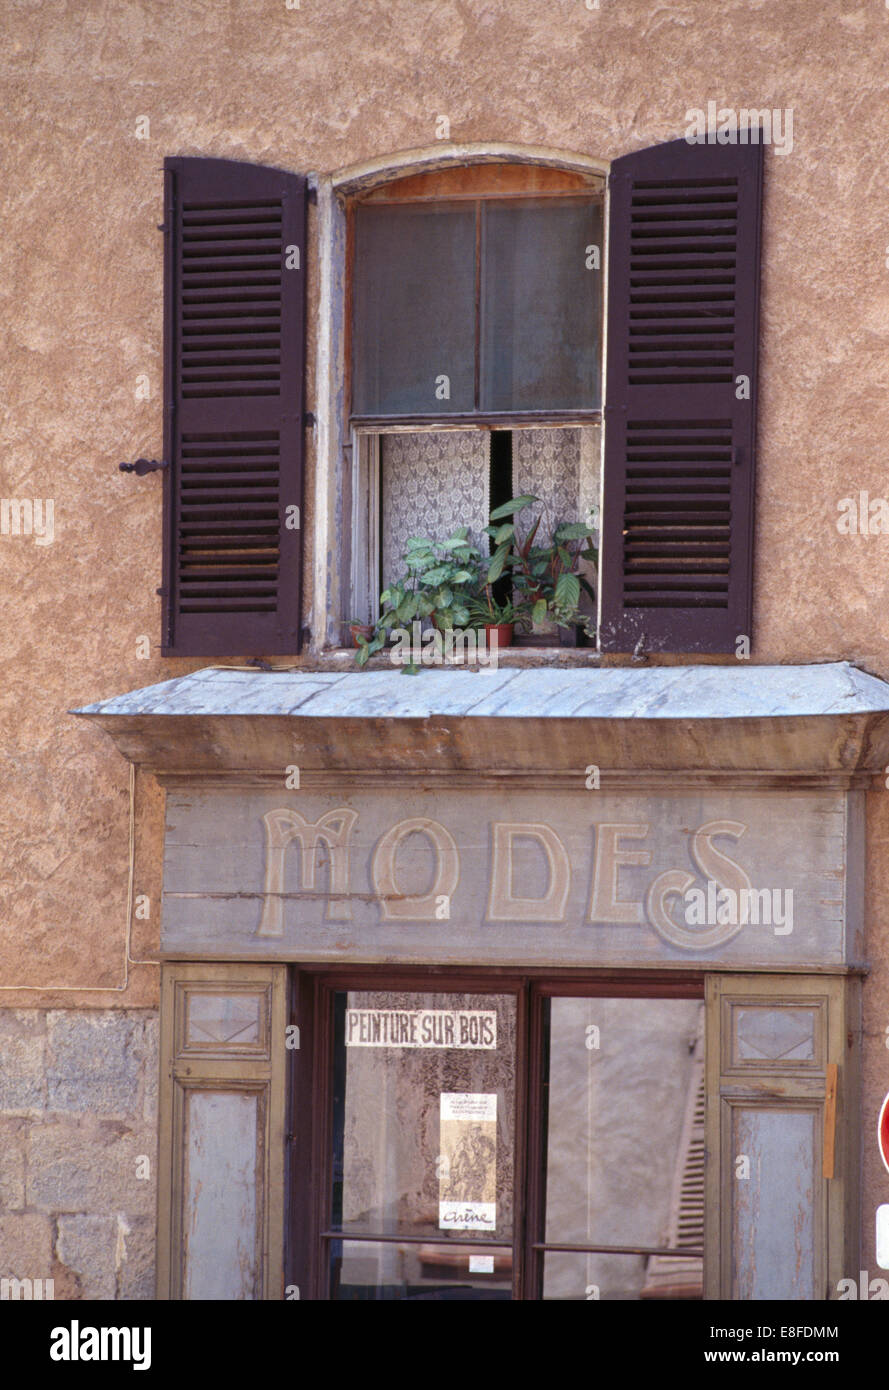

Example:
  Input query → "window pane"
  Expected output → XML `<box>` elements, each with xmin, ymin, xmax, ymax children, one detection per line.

<box><xmin>544</xmin><ymin>998</ymin><xmax>705</xmax><ymax>1253</ymax></box>
<box><xmin>352</xmin><ymin>204</ymin><xmax>476</xmax><ymax>415</ymax></box>
<box><xmin>331</xmin><ymin>991</ymin><xmax>516</xmax><ymax>1242</ymax></box>
<box><xmin>543</xmin><ymin>1252</ymin><xmax>703</xmax><ymax>1302</ymax></box>
<box><xmin>331</xmin><ymin>1240</ymin><xmax>512</xmax><ymax>1301</ymax></box>
<box><xmin>480</xmin><ymin>199</ymin><xmax>602</xmax><ymax>412</ymax></box>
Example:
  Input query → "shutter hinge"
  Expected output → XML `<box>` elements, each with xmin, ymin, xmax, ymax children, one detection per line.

<box><xmin>306</xmin><ymin>186</ymin><xmax>318</xmax><ymax>205</ymax></box>
<box><xmin>304</xmin><ymin>412</ymin><xmax>316</xmax><ymax>428</ymax></box>
<box><xmin>300</xmin><ymin>625</ymin><xmax>312</xmax><ymax>646</ymax></box>
<box><xmin>119</xmin><ymin>458</ymin><xmax>169</xmax><ymax>475</ymax></box>
<box><xmin>156</xmin><ymin>587</ymin><xmax>167</xmax><ymax>597</ymax></box>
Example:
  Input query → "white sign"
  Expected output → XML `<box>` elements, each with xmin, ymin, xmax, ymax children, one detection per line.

<box><xmin>439</xmin><ymin>1093</ymin><xmax>498</xmax><ymax>1232</ymax></box>
<box><xmin>344</xmin><ymin>1009</ymin><xmax>497</xmax><ymax>1049</ymax></box>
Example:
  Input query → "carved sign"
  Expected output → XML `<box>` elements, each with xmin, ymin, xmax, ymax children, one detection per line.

<box><xmin>162</xmin><ymin>787</ymin><xmax>859</xmax><ymax>968</ymax></box>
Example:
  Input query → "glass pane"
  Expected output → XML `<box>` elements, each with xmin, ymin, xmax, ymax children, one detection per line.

<box><xmin>352</xmin><ymin>203</ymin><xmax>476</xmax><ymax>415</ymax></box>
<box><xmin>332</xmin><ymin>1240</ymin><xmax>512</xmax><ymax>1301</ymax></box>
<box><xmin>331</xmin><ymin>991</ymin><xmax>516</xmax><ymax>1245</ymax></box>
<box><xmin>480</xmin><ymin>198</ymin><xmax>602</xmax><ymax>412</ymax></box>
<box><xmin>543</xmin><ymin>1252</ymin><xmax>703</xmax><ymax>1302</ymax></box>
<box><xmin>732</xmin><ymin>1005</ymin><xmax>819</xmax><ymax>1065</ymax></box>
<box><xmin>544</xmin><ymin>998</ymin><xmax>705</xmax><ymax>1251</ymax></box>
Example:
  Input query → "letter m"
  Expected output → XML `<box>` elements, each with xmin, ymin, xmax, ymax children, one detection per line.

<box><xmin>1</xmin><ymin>499</ymin><xmax>33</xmax><ymax>535</ymax></box>
<box><xmin>257</xmin><ymin>808</ymin><xmax>358</xmax><ymax>936</ymax></box>
<box><xmin>740</xmin><ymin>109</ymin><xmax>772</xmax><ymax>144</ymax></box>
<box><xmin>1</xmin><ymin>1277</ymin><xmax>33</xmax><ymax>1300</ymax></box>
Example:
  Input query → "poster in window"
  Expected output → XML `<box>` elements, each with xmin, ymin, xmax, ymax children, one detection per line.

<box><xmin>439</xmin><ymin>1092</ymin><xmax>497</xmax><ymax>1232</ymax></box>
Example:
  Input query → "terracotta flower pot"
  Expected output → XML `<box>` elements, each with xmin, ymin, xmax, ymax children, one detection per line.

<box><xmin>484</xmin><ymin>622</ymin><xmax>514</xmax><ymax>649</ymax></box>
<box><xmin>349</xmin><ymin>622</ymin><xmax>374</xmax><ymax>647</ymax></box>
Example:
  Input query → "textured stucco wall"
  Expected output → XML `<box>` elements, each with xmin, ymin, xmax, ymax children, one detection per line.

<box><xmin>4</xmin><ymin>0</ymin><xmax>889</xmax><ymax>1295</ymax></box>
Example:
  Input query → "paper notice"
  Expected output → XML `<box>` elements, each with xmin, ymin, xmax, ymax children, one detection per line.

<box><xmin>344</xmin><ymin>1009</ymin><xmax>497</xmax><ymax>1049</ymax></box>
<box><xmin>439</xmin><ymin>1092</ymin><xmax>497</xmax><ymax>1232</ymax></box>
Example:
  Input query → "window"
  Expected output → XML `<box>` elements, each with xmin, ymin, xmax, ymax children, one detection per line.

<box><xmin>159</xmin><ymin>139</ymin><xmax>762</xmax><ymax>659</ymax></box>
<box><xmin>277</xmin><ymin>967</ymin><xmax>855</xmax><ymax>1301</ymax></box>
<box><xmin>292</xmin><ymin>970</ymin><xmax>705</xmax><ymax>1301</ymax></box>
<box><xmin>350</xmin><ymin>167</ymin><xmax>603</xmax><ymax>419</ymax></box>
<box><xmin>346</xmin><ymin>164</ymin><xmax>603</xmax><ymax>641</ymax></box>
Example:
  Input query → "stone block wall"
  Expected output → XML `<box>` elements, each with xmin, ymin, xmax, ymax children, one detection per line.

<box><xmin>0</xmin><ymin>1009</ymin><xmax>158</xmax><ymax>1300</ymax></box>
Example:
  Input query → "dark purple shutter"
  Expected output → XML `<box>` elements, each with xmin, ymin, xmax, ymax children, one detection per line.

<box><xmin>599</xmin><ymin>137</ymin><xmax>763</xmax><ymax>653</ymax></box>
<box><xmin>162</xmin><ymin>157</ymin><xmax>306</xmax><ymax>656</ymax></box>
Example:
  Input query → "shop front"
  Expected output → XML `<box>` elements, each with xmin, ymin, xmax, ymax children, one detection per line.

<box><xmin>77</xmin><ymin>660</ymin><xmax>889</xmax><ymax>1301</ymax></box>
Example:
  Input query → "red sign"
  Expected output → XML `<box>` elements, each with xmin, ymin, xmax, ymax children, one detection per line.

<box><xmin>880</xmin><ymin>1091</ymin><xmax>889</xmax><ymax>1175</ymax></box>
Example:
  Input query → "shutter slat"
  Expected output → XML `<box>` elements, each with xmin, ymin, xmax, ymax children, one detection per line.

<box><xmin>162</xmin><ymin>157</ymin><xmax>306</xmax><ymax>655</ymax></box>
<box><xmin>600</xmin><ymin>137</ymin><xmax>762</xmax><ymax>652</ymax></box>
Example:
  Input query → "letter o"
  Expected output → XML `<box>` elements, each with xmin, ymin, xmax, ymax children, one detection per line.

<box><xmin>372</xmin><ymin>817</ymin><xmax>460</xmax><ymax>919</ymax></box>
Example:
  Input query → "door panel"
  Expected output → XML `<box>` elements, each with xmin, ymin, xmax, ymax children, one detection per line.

<box><xmin>705</xmin><ymin>973</ymin><xmax>857</xmax><ymax>1301</ymax></box>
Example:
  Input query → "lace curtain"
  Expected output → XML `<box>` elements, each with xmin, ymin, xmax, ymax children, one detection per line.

<box><xmin>512</xmin><ymin>427</ymin><xmax>600</xmax><ymax>543</ymax></box>
<box><xmin>381</xmin><ymin>431</ymin><xmax>490</xmax><ymax>591</ymax></box>
<box><xmin>379</xmin><ymin>426</ymin><xmax>600</xmax><ymax>612</ymax></box>
<box><xmin>513</xmin><ymin>427</ymin><xmax>601</xmax><ymax>624</ymax></box>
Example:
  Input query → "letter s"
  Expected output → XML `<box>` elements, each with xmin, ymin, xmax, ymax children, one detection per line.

<box><xmin>646</xmin><ymin>821</ymin><xmax>749</xmax><ymax>951</ymax></box>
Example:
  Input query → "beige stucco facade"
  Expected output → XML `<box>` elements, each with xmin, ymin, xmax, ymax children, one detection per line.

<box><xmin>4</xmin><ymin>0</ymin><xmax>889</xmax><ymax>1299</ymax></box>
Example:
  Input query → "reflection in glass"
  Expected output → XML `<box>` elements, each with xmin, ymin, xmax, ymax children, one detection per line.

<box><xmin>332</xmin><ymin>1240</ymin><xmax>512</xmax><ymax>1301</ymax></box>
<box><xmin>543</xmin><ymin>997</ymin><xmax>705</xmax><ymax>1300</ymax></box>
<box><xmin>543</xmin><ymin>1252</ymin><xmax>704</xmax><ymax>1302</ymax></box>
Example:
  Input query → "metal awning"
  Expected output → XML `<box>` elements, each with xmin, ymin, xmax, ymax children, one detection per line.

<box><xmin>72</xmin><ymin>662</ymin><xmax>889</xmax><ymax>781</ymax></box>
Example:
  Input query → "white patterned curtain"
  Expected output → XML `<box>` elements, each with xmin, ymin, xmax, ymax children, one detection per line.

<box><xmin>513</xmin><ymin>426</ymin><xmax>601</xmax><ymax>622</ymax></box>
<box><xmin>381</xmin><ymin>431</ymin><xmax>490</xmax><ymax>591</ymax></box>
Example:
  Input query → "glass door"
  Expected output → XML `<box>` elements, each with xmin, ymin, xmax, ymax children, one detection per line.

<box><xmin>325</xmin><ymin>987</ymin><xmax>519</xmax><ymax>1300</ymax></box>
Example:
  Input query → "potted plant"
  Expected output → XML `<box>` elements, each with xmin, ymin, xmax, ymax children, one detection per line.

<box><xmin>484</xmin><ymin>494</ymin><xmax>598</xmax><ymax>637</ymax></box>
<box><xmin>354</xmin><ymin>528</ymin><xmax>485</xmax><ymax>669</ymax></box>
<box><xmin>466</xmin><ymin>586</ymin><xmax>529</xmax><ymax>649</ymax></box>
<box><xmin>348</xmin><ymin>619</ymin><xmax>375</xmax><ymax>648</ymax></box>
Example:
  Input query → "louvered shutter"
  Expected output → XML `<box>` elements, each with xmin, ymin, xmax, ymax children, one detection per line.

<box><xmin>599</xmin><ymin>137</ymin><xmax>763</xmax><ymax>653</ymax></box>
<box><xmin>162</xmin><ymin>157</ymin><xmax>306</xmax><ymax>655</ymax></box>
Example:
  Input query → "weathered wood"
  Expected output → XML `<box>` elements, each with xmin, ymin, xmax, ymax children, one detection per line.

<box><xmin>161</xmin><ymin>786</ymin><xmax>859</xmax><ymax>968</ymax></box>
<box><xmin>705</xmin><ymin>973</ymin><xmax>854</xmax><ymax>1301</ymax></box>
<box><xmin>158</xmin><ymin>962</ymin><xmax>287</xmax><ymax>1300</ymax></box>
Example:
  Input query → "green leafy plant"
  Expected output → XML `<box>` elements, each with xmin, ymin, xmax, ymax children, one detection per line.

<box><xmin>354</xmin><ymin>528</ymin><xmax>485</xmax><ymax>668</ymax></box>
<box><xmin>484</xmin><ymin>494</ymin><xmax>598</xmax><ymax>631</ymax></box>
<box><xmin>465</xmin><ymin>585</ymin><xmax>529</xmax><ymax>628</ymax></box>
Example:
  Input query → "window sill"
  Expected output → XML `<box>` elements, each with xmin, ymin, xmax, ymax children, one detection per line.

<box><xmin>326</xmin><ymin>645</ymin><xmax>603</xmax><ymax>670</ymax></box>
